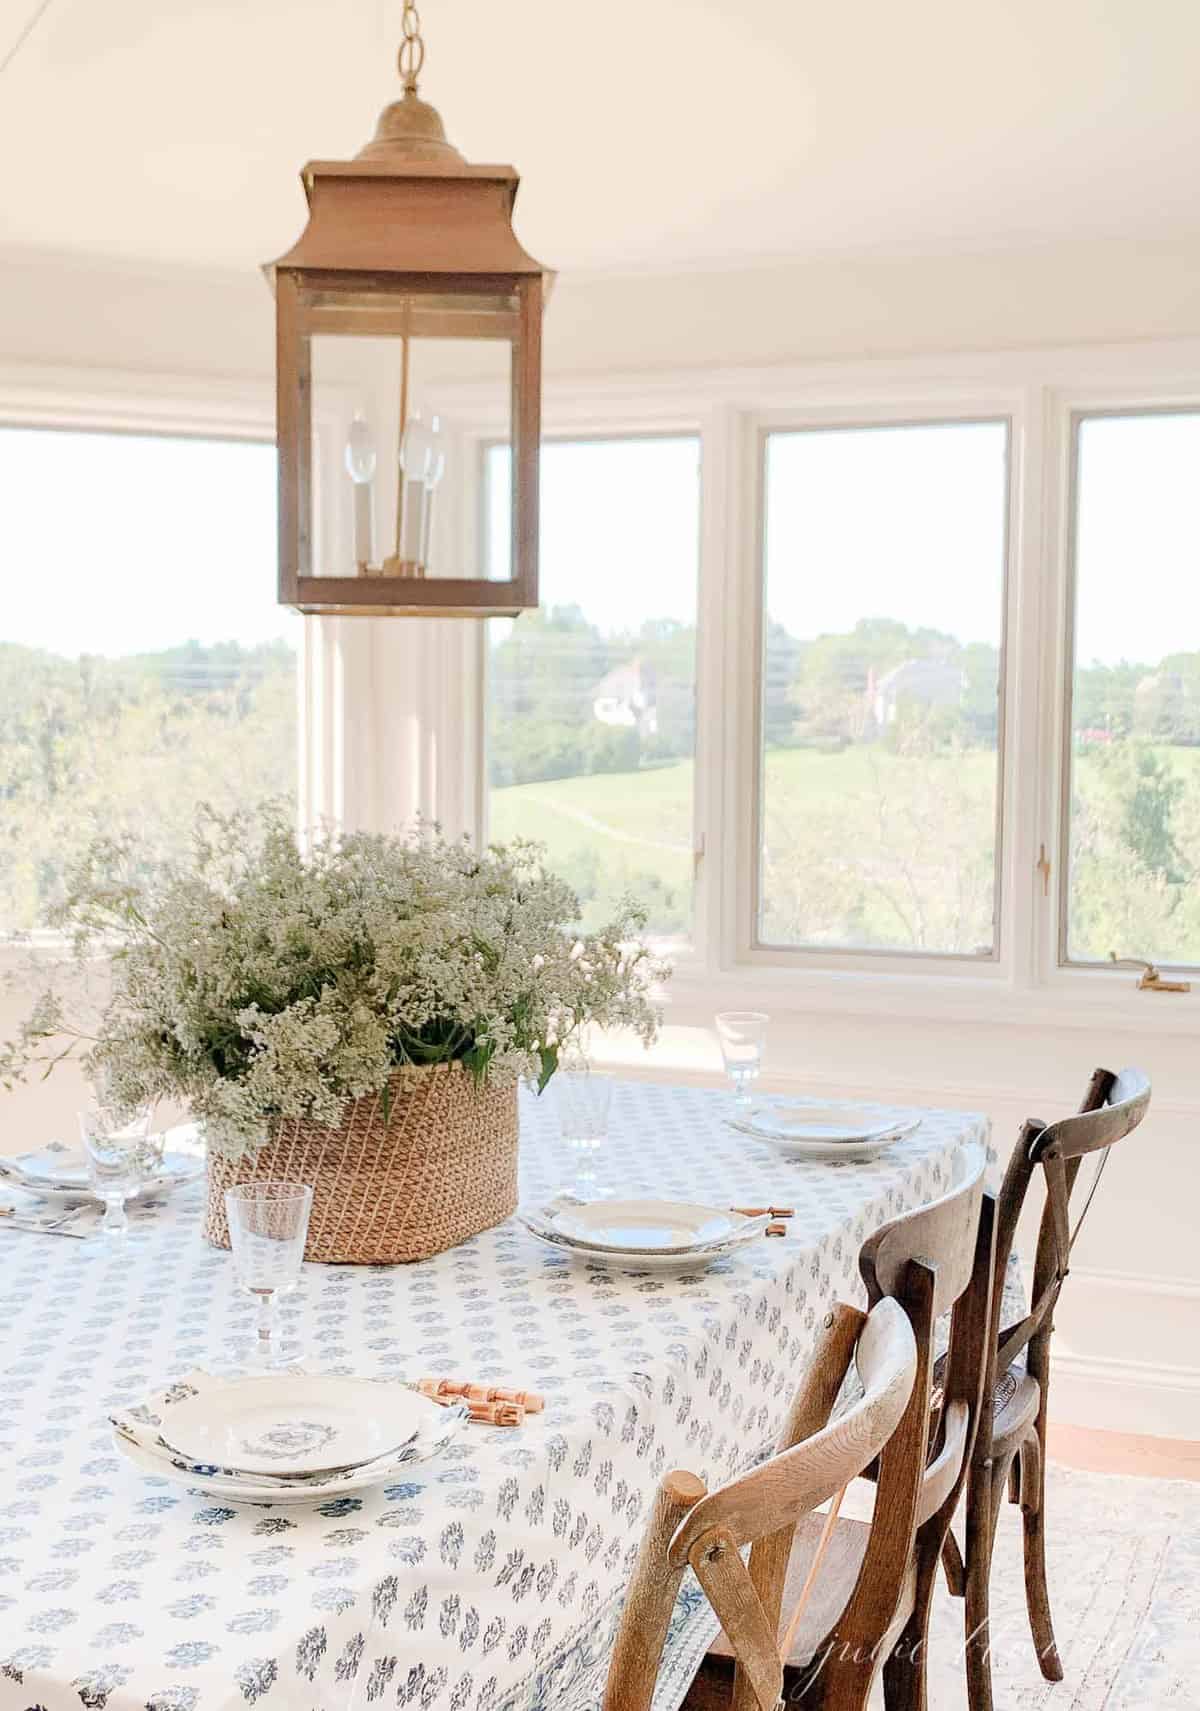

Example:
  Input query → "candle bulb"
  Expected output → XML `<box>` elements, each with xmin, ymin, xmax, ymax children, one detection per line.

<box><xmin>400</xmin><ymin>477</ymin><xmax>426</xmax><ymax>570</ymax></box>
<box><xmin>420</xmin><ymin>414</ymin><xmax>446</xmax><ymax>573</ymax></box>
<box><xmin>344</xmin><ymin>415</ymin><xmax>377</xmax><ymax>572</ymax></box>
<box><xmin>399</xmin><ymin>411</ymin><xmax>446</xmax><ymax>576</ymax></box>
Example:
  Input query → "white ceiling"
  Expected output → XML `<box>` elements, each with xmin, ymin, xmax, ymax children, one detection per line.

<box><xmin>2</xmin><ymin>0</ymin><xmax>1199</xmax><ymax>277</ymax></box>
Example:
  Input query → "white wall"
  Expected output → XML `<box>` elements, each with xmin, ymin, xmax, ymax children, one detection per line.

<box><xmin>8</xmin><ymin>233</ymin><xmax>1200</xmax><ymax>381</ymax></box>
<box><xmin>2</xmin><ymin>236</ymin><xmax>1198</xmax><ymax>1438</ymax></box>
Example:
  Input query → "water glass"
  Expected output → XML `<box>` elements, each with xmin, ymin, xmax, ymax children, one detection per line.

<box><xmin>553</xmin><ymin>1067</ymin><xmax>614</xmax><ymax>1196</ymax></box>
<box><xmin>79</xmin><ymin>1108</ymin><xmax>159</xmax><ymax>1238</ymax></box>
<box><xmin>225</xmin><ymin>1182</ymin><xmax>313</xmax><ymax>1369</ymax></box>
<box><xmin>715</xmin><ymin>1010</ymin><xmax>769</xmax><ymax>1109</ymax></box>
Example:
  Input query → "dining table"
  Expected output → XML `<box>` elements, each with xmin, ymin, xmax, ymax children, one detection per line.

<box><xmin>0</xmin><ymin>1080</ymin><xmax>990</xmax><ymax>1711</ymax></box>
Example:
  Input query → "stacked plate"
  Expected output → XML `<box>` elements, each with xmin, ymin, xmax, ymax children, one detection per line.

<box><xmin>0</xmin><ymin>1138</ymin><xmax>205</xmax><ymax>1208</ymax></box>
<box><xmin>729</xmin><ymin>1101</ymin><xmax>921</xmax><ymax>1162</ymax></box>
<box><xmin>111</xmin><ymin>1371</ymin><xmax>468</xmax><ymax>1505</ymax></box>
<box><xmin>518</xmin><ymin>1194</ymin><xmax>771</xmax><ymax>1273</ymax></box>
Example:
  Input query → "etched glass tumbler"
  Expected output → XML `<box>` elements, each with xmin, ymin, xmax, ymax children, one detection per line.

<box><xmin>715</xmin><ymin>1011</ymin><xmax>769</xmax><ymax>1110</ymax></box>
<box><xmin>79</xmin><ymin>1108</ymin><xmax>159</xmax><ymax>1238</ymax></box>
<box><xmin>225</xmin><ymin>1182</ymin><xmax>313</xmax><ymax>1369</ymax></box>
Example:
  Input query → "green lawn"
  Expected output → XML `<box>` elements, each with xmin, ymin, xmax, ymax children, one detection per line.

<box><xmin>488</xmin><ymin>745</ymin><xmax>1001</xmax><ymax>943</ymax></box>
<box><xmin>488</xmin><ymin>740</ymin><xmax>1200</xmax><ymax>958</ymax></box>
<box><xmin>488</xmin><ymin>761</ymin><xmax>696</xmax><ymax>935</ymax></box>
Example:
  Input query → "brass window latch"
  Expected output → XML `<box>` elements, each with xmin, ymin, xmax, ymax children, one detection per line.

<box><xmin>1036</xmin><ymin>844</ymin><xmax>1052</xmax><ymax>897</ymax></box>
<box><xmin>1108</xmin><ymin>954</ymin><xmax>1191</xmax><ymax>993</ymax></box>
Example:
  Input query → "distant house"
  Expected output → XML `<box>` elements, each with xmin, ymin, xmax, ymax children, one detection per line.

<box><xmin>871</xmin><ymin>658</ymin><xmax>965</xmax><ymax>726</ymax></box>
<box><xmin>592</xmin><ymin>659</ymin><xmax>658</xmax><ymax>737</ymax></box>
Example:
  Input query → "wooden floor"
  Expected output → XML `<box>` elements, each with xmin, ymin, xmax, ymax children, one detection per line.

<box><xmin>1048</xmin><ymin>1421</ymin><xmax>1200</xmax><ymax>1480</ymax></box>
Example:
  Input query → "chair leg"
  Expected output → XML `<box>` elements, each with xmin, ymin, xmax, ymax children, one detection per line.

<box><xmin>1018</xmin><ymin>1429</ymin><xmax>1063</xmax><ymax>1683</ymax></box>
<box><xmin>882</xmin><ymin>1542</ymin><xmax>938</xmax><ymax>1711</ymax></box>
<box><xmin>962</xmin><ymin>1458</ymin><xmax>1006</xmax><ymax>1711</ymax></box>
<box><xmin>881</xmin><ymin>1635</ymin><xmax>924</xmax><ymax>1711</ymax></box>
<box><xmin>940</xmin><ymin>1527</ymin><xmax>966</xmax><ymax>1598</ymax></box>
<box><xmin>1007</xmin><ymin>1455</ymin><xmax>1022</xmax><ymax>1505</ymax></box>
<box><xmin>782</xmin><ymin>1653</ymin><xmax>876</xmax><ymax>1711</ymax></box>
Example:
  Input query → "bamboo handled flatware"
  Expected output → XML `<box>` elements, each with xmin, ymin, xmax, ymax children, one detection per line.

<box><xmin>730</xmin><ymin>1204</ymin><xmax>794</xmax><ymax>1237</ymax></box>
<box><xmin>0</xmin><ymin>1205</ymin><xmax>90</xmax><ymax>1237</ymax></box>
<box><xmin>417</xmin><ymin>1377</ymin><xmax>546</xmax><ymax>1427</ymax></box>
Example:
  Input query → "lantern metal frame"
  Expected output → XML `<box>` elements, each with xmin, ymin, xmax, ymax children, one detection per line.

<box><xmin>269</xmin><ymin>65</ymin><xmax>548</xmax><ymax>617</ymax></box>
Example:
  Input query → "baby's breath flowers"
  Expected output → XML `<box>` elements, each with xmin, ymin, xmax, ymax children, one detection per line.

<box><xmin>1</xmin><ymin>805</ymin><xmax>667</xmax><ymax>1158</ymax></box>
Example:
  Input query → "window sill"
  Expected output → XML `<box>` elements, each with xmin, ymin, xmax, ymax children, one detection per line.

<box><xmin>658</xmin><ymin>958</ymin><xmax>1200</xmax><ymax>1039</ymax></box>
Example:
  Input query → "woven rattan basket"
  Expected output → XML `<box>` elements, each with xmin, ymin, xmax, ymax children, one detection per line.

<box><xmin>203</xmin><ymin>1064</ymin><xmax>519</xmax><ymax>1264</ymax></box>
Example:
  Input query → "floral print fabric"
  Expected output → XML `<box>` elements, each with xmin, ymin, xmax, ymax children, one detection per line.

<box><xmin>0</xmin><ymin>1083</ymin><xmax>987</xmax><ymax>1711</ymax></box>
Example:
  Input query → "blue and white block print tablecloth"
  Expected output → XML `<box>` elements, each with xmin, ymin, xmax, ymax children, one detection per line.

<box><xmin>0</xmin><ymin>1081</ymin><xmax>988</xmax><ymax>1711</ymax></box>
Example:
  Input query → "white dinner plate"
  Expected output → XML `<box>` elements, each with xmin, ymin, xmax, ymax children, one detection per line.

<box><xmin>549</xmin><ymin>1198</ymin><xmax>747</xmax><ymax>1254</ymax></box>
<box><xmin>160</xmin><ymin>1374</ymin><xmax>427</xmax><ymax>1476</ymax></box>
<box><xmin>521</xmin><ymin>1223</ymin><xmax>746</xmax><ymax>1273</ymax></box>
<box><xmin>114</xmin><ymin>1401</ymin><xmax>466</xmax><ymax>1505</ymax></box>
<box><xmin>0</xmin><ymin>1144</ymin><xmax>204</xmax><ymax>1207</ymax></box>
<box><xmin>739</xmin><ymin>1102</ymin><xmax>916</xmax><ymax>1144</ymax></box>
<box><xmin>518</xmin><ymin>1199</ymin><xmax>767</xmax><ymax>1273</ymax></box>
<box><xmin>730</xmin><ymin>1105</ymin><xmax>922</xmax><ymax>1162</ymax></box>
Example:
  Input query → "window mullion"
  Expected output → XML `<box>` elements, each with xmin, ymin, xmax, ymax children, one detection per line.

<box><xmin>1002</xmin><ymin>384</ymin><xmax>1052</xmax><ymax>989</ymax></box>
<box><xmin>696</xmin><ymin>402</ymin><xmax>741</xmax><ymax>976</ymax></box>
<box><xmin>1037</xmin><ymin>388</ymin><xmax>1076</xmax><ymax>984</ymax></box>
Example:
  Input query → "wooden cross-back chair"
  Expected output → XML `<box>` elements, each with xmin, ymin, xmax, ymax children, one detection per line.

<box><xmin>603</xmin><ymin>1143</ymin><xmax>993</xmax><ymax>1711</ymax></box>
<box><xmin>941</xmin><ymin>1066</ymin><xmax>1151</xmax><ymax>1711</ymax></box>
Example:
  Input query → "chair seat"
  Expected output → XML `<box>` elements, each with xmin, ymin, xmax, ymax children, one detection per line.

<box><xmin>991</xmin><ymin>1364</ymin><xmax>1040</xmax><ymax>1446</ymax></box>
<box><xmin>683</xmin><ymin>1512</ymin><xmax>916</xmax><ymax>1707</ymax></box>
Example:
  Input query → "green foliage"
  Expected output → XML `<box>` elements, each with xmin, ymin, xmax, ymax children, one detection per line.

<box><xmin>1067</xmin><ymin>740</ymin><xmax>1200</xmax><ymax>963</ymax></box>
<box><xmin>7</xmin><ymin>603</ymin><xmax>1199</xmax><ymax>977</ymax></box>
<box><xmin>1103</xmin><ymin>744</ymin><xmax>1185</xmax><ymax>877</ymax></box>
<box><xmin>488</xmin><ymin>604</ymin><xmax>695</xmax><ymax>788</ymax></box>
<box><xmin>485</xmin><ymin>606</ymin><xmax>1200</xmax><ymax>962</ymax></box>
<box><xmin>2</xmin><ymin>807</ymin><xmax>666</xmax><ymax>1156</ymax></box>
<box><xmin>0</xmin><ymin>639</ymin><xmax>297</xmax><ymax>933</ymax></box>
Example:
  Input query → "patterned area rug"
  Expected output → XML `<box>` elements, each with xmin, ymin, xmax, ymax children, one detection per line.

<box><xmin>918</xmin><ymin>1463</ymin><xmax>1200</xmax><ymax>1709</ymax></box>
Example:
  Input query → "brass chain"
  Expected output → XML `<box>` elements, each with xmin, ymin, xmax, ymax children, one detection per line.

<box><xmin>398</xmin><ymin>0</ymin><xmax>425</xmax><ymax>93</ymax></box>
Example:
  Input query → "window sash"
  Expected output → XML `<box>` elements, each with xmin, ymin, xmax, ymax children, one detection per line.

<box><xmin>478</xmin><ymin>429</ymin><xmax>705</xmax><ymax>952</ymax></box>
<box><xmin>749</xmin><ymin>414</ymin><xmax>1014</xmax><ymax>964</ymax></box>
<box><xmin>1056</xmin><ymin>402</ymin><xmax>1200</xmax><ymax>974</ymax></box>
<box><xmin>0</xmin><ymin>375</ymin><xmax>333</xmax><ymax>895</ymax></box>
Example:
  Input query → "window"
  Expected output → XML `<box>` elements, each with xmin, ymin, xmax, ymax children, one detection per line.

<box><xmin>0</xmin><ymin>427</ymin><xmax>296</xmax><ymax>932</ymax></box>
<box><xmin>1064</xmin><ymin>410</ymin><xmax>1200</xmax><ymax>969</ymax></box>
<box><xmin>757</xmin><ymin>421</ymin><xmax>1009</xmax><ymax>957</ymax></box>
<box><xmin>484</xmin><ymin>436</ymin><xmax>701</xmax><ymax>945</ymax></box>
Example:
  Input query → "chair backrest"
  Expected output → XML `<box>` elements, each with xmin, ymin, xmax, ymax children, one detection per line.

<box><xmin>839</xmin><ymin>1143</ymin><xmax>994</xmax><ymax>1677</ymax></box>
<box><xmin>603</xmin><ymin>1142</ymin><xmax>991</xmax><ymax>1711</ymax></box>
<box><xmin>989</xmin><ymin>1067</ymin><xmax>1151</xmax><ymax>1391</ymax></box>
<box><xmin>602</xmin><ymin>1297</ymin><xmax>917</xmax><ymax>1711</ymax></box>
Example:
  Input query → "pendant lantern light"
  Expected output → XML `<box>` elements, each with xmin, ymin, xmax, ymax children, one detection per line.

<box><xmin>268</xmin><ymin>1</ymin><xmax>548</xmax><ymax>616</ymax></box>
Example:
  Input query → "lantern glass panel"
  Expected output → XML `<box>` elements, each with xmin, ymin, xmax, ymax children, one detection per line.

<box><xmin>295</xmin><ymin>278</ymin><xmax>517</xmax><ymax>588</ymax></box>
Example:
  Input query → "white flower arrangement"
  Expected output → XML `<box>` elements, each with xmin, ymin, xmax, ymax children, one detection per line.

<box><xmin>2</xmin><ymin>805</ymin><xmax>667</xmax><ymax>1157</ymax></box>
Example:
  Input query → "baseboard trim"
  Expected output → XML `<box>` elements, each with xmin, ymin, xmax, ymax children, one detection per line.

<box><xmin>1051</xmin><ymin>1350</ymin><xmax>1200</xmax><ymax>1438</ymax></box>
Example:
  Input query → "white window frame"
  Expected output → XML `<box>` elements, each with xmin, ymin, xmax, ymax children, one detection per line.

<box><xmin>443</xmin><ymin>339</ymin><xmax>1200</xmax><ymax>1036</ymax></box>
<box><xmin>733</xmin><ymin>401</ymin><xmax>1018</xmax><ymax>979</ymax></box>
<box><xmin>0</xmin><ymin>362</ymin><xmax>331</xmax><ymax>944</ymax></box>
<box><xmin>9</xmin><ymin>341</ymin><xmax>1200</xmax><ymax>1037</ymax></box>
<box><xmin>1039</xmin><ymin>377</ymin><xmax>1200</xmax><ymax>993</ymax></box>
<box><xmin>466</xmin><ymin>396</ymin><xmax>712</xmax><ymax>966</ymax></box>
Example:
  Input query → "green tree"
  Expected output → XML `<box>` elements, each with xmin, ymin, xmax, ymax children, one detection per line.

<box><xmin>0</xmin><ymin>640</ymin><xmax>297</xmax><ymax>932</ymax></box>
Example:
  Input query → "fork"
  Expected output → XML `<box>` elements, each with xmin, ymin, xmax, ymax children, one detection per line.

<box><xmin>0</xmin><ymin>1205</ymin><xmax>90</xmax><ymax>1237</ymax></box>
